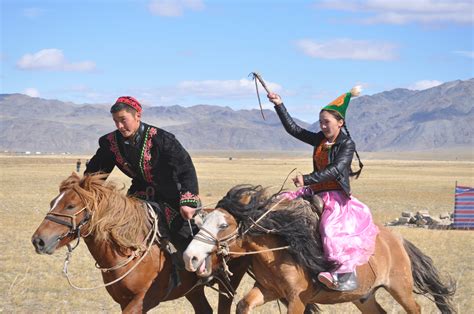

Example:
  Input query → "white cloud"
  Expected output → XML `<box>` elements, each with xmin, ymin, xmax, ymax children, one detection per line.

<box><xmin>47</xmin><ymin>78</ymin><xmax>276</xmax><ymax>106</ymax></box>
<box><xmin>316</xmin><ymin>0</ymin><xmax>473</xmax><ymax>25</ymax></box>
<box><xmin>16</xmin><ymin>49</ymin><xmax>96</xmax><ymax>72</ymax></box>
<box><xmin>176</xmin><ymin>78</ymin><xmax>282</xmax><ymax>98</ymax></box>
<box><xmin>453</xmin><ymin>50</ymin><xmax>474</xmax><ymax>58</ymax></box>
<box><xmin>408</xmin><ymin>80</ymin><xmax>443</xmax><ymax>90</ymax></box>
<box><xmin>24</xmin><ymin>88</ymin><xmax>40</xmax><ymax>97</ymax></box>
<box><xmin>148</xmin><ymin>0</ymin><xmax>204</xmax><ymax>17</ymax></box>
<box><xmin>295</xmin><ymin>38</ymin><xmax>398</xmax><ymax>61</ymax></box>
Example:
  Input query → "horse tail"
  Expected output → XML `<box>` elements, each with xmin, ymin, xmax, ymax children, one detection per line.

<box><xmin>403</xmin><ymin>239</ymin><xmax>456</xmax><ymax>313</ymax></box>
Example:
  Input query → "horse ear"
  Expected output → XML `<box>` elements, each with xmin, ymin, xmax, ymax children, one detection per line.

<box><xmin>59</xmin><ymin>172</ymin><xmax>80</xmax><ymax>192</ymax></box>
<box><xmin>79</xmin><ymin>172</ymin><xmax>108</xmax><ymax>190</ymax></box>
<box><xmin>203</xmin><ymin>208</ymin><xmax>214</xmax><ymax>214</ymax></box>
<box><xmin>239</xmin><ymin>193</ymin><xmax>252</xmax><ymax>206</ymax></box>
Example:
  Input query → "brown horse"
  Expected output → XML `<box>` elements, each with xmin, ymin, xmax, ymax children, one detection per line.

<box><xmin>183</xmin><ymin>185</ymin><xmax>456</xmax><ymax>314</ymax></box>
<box><xmin>31</xmin><ymin>173</ymin><xmax>249</xmax><ymax>313</ymax></box>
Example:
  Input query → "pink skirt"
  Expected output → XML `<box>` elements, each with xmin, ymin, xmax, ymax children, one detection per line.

<box><xmin>319</xmin><ymin>191</ymin><xmax>379</xmax><ymax>273</ymax></box>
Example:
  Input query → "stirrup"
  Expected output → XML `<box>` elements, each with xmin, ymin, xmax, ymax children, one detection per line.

<box><xmin>335</xmin><ymin>272</ymin><xmax>358</xmax><ymax>291</ymax></box>
<box><xmin>317</xmin><ymin>272</ymin><xmax>338</xmax><ymax>290</ymax></box>
<box><xmin>318</xmin><ymin>271</ymin><xmax>359</xmax><ymax>291</ymax></box>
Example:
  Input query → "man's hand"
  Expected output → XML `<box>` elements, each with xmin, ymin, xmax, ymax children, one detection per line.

<box><xmin>267</xmin><ymin>93</ymin><xmax>283</xmax><ymax>106</ymax></box>
<box><xmin>180</xmin><ymin>205</ymin><xmax>196</xmax><ymax>220</ymax></box>
<box><xmin>292</xmin><ymin>174</ymin><xmax>304</xmax><ymax>187</ymax></box>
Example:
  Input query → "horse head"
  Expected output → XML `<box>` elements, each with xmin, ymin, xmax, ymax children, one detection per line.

<box><xmin>183</xmin><ymin>184</ymin><xmax>276</xmax><ymax>278</ymax></box>
<box><xmin>183</xmin><ymin>207</ymin><xmax>240</xmax><ymax>277</ymax></box>
<box><xmin>31</xmin><ymin>172</ymin><xmax>107</xmax><ymax>254</ymax></box>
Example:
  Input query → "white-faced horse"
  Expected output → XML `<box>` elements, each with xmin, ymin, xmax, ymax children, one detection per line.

<box><xmin>183</xmin><ymin>184</ymin><xmax>456</xmax><ymax>314</ymax></box>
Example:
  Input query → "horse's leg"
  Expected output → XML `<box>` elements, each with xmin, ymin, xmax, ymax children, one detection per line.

<box><xmin>385</xmin><ymin>283</ymin><xmax>420</xmax><ymax>314</ymax></box>
<box><xmin>352</xmin><ymin>295</ymin><xmax>386</xmax><ymax>314</ymax></box>
<box><xmin>185</xmin><ymin>287</ymin><xmax>213</xmax><ymax>314</ymax></box>
<box><xmin>236</xmin><ymin>283</ymin><xmax>278</xmax><ymax>314</ymax></box>
<box><xmin>218</xmin><ymin>288</ymin><xmax>234</xmax><ymax>314</ymax></box>
<box><xmin>384</xmin><ymin>241</ymin><xmax>421</xmax><ymax>313</ymax></box>
<box><xmin>287</xmin><ymin>297</ymin><xmax>306</xmax><ymax>314</ymax></box>
<box><xmin>120</xmin><ymin>294</ymin><xmax>145</xmax><ymax>314</ymax></box>
<box><xmin>218</xmin><ymin>257</ymin><xmax>251</xmax><ymax>314</ymax></box>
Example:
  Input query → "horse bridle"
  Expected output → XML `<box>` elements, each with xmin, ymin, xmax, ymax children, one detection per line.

<box><xmin>193</xmin><ymin>225</ymin><xmax>240</xmax><ymax>257</ymax></box>
<box><xmin>189</xmin><ymin>225</ymin><xmax>241</xmax><ymax>298</ymax></box>
<box><xmin>193</xmin><ymin>224</ymin><xmax>241</xmax><ymax>274</ymax></box>
<box><xmin>45</xmin><ymin>206</ymin><xmax>91</xmax><ymax>248</ymax></box>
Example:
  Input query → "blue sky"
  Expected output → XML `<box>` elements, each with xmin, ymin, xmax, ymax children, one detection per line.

<box><xmin>1</xmin><ymin>0</ymin><xmax>473</xmax><ymax>121</ymax></box>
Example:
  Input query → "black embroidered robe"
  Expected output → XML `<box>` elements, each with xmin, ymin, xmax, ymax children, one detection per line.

<box><xmin>85</xmin><ymin>122</ymin><xmax>199</xmax><ymax>211</ymax></box>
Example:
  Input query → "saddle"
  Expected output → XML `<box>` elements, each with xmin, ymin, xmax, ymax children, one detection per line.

<box><xmin>305</xmin><ymin>194</ymin><xmax>325</xmax><ymax>217</ymax></box>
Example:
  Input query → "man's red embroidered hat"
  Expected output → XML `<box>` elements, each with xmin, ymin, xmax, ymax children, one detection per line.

<box><xmin>115</xmin><ymin>96</ymin><xmax>142</xmax><ymax>113</ymax></box>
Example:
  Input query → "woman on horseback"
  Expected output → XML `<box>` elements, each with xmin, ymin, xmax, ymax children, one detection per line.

<box><xmin>267</xmin><ymin>88</ymin><xmax>379</xmax><ymax>291</ymax></box>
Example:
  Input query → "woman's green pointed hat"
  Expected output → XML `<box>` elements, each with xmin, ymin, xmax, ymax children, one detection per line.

<box><xmin>322</xmin><ymin>85</ymin><xmax>362</xmax><ymax>119</ymax></box>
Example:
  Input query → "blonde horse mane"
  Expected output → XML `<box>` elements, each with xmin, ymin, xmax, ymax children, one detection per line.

<box><xmin>60</xmin><ymin>173</ymin><xmax>151</xmax><ymax>250</ymax></box>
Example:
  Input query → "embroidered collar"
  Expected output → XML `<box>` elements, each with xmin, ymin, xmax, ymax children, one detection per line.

<box><xmin>124</xmin><ymin>123</ymin><xmax>145</xmax><ymax>147</ymax></box>
<box><xmin>107</xmin><ymin>123</ymin><xmax>157</xmax><ymax>183</ymax></box>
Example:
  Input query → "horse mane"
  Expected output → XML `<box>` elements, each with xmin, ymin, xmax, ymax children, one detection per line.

<box><xmin>216</xmin><ymin>184</ymin><xmax>338</xmax><ymax>276</ymax></box>
<box><xmin>60</xmin><ymin>173</ymin><xmax>151</xmax><ymax>250</ymax></box>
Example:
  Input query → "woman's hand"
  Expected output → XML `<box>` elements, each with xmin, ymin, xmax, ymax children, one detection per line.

<box><xmin>267</xmin><ymin>93</ymin><xmax>283</xmax><ymax>106</ymax></box>
<box><xmin>292</xmin><ymin>174</ymin><xmax>304</xmax><ymax>187</ymax></box>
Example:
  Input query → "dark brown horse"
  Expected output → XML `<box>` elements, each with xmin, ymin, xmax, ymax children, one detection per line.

<box><xmin>31</xmin><ymin>173</ymin><xmax>248</xmax><ymax>313</ymax></box>
<box><xmin>183</xmin><ymin>185</ymin><xmax>456</xmax><ymax>314</ymax></box>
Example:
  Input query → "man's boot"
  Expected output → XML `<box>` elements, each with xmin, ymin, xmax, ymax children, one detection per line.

<box><xmin>162</xmin><ymin>239</ymin><xmax>182</xmax><ymax>289</ymax></box>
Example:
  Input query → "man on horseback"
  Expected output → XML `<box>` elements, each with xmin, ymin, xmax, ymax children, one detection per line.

<box><xmin>268</xmin><ymin>88</ymin><xmax>379</xmax><ymax>291</ymax></box>
<box><xmin>85</xmin><ymin>96</ymin><xmax>200</xmax><ymax>283</ymax></box>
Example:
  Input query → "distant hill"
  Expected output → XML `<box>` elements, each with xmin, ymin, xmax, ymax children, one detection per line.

<box><xmin>0</xmin><ymin>94</ymin><xmax>310</xmax><ymax>153</ymax></box>
<box><xmin>346</xmin><ymin>79</ymin><xmax>474</xmax><ymax>151</ymax></box>
<box><xmin>1</xmin><ymin>78</ymin><xmax>473</xmax><ymax>153</ymax></box>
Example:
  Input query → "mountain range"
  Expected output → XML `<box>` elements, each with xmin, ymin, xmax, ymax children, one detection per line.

<box><xmin>1</xmin><ymin>78</ymin><xmax>473</xmax><ymax>153</ymax></box>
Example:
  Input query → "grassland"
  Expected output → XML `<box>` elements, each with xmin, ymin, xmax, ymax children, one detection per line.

<box><xmin>1</xmin><ymin>152</ymin><xmax>473</xmax><ymax>313</ymax></box>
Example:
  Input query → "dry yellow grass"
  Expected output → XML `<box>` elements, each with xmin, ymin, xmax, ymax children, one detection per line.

<box><xmin>1</xmin><ymin>152</ymin><xmax>473</xmax><ymax>313</ymax></box>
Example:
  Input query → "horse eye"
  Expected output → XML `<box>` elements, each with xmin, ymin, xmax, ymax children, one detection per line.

<box><xmin>66</xmin><ymin>205</ymin><xmax>75</xmax><ymax>210</ymax></box>
<box><xmin>219</xmin><ymin>223</ymin><xmax>229</xmax><ymax>229</ymax></box>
